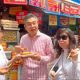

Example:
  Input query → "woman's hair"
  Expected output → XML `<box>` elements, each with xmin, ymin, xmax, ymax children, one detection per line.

<box><xmin>54</xmin><ymin>28</ymin><xmax>76</xmax><ymax>58</ymax></box>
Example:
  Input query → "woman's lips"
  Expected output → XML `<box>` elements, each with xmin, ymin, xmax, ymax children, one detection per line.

<box><xmin>59</xmin><ymin>41</ymin><xmax>64</xmax><ymax>44</ymax></box>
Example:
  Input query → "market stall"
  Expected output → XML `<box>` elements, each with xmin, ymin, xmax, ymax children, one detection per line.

<box><xmin>0</xmin><ymin>19</ymin><xmax>21</xmax><ymax>80</ymax></box>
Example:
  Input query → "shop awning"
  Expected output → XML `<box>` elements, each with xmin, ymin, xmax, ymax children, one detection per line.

<box><xmin>3</xmin><ymin>0</ymin><xmax>28</xmax><ymax>5</ymax></box>
<box><xmin>43</xmin><ymin>9</ymin><xmax>80</xmax><ymax>18</ymax></box>
<box><xmin>65</xmin><ymin>0</ymin><xmax>80</xmax><ymax>5</ymax></box>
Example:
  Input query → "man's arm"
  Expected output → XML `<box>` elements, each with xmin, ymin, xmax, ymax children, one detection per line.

<box><xmin>40</xmin><ymin>38</ymin><xmax>55</xmax><ymax>63</ymax></box>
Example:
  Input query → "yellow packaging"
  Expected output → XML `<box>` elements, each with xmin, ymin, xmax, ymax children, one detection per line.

<box><xmin>6</xmin><ymin>69</ymin><xmax>18</xmax><ymax>80</ymax></box>
<box><xmin>22</xmin><ymin>52</ymin><xmax>32</xmax><ymax>55</ymax></box>
<box><xmin>8</xmin><ymin>63</ymin><xmax>12</xmax><ymax>68</ymax></box>
<box><xmin>1</xmin><ymin>42</ymin><xmax>7</xmax><ymax>51</ymax></box>
<box><xmin>10</xmin><ymin>69</ymin><xmax>18</xmax><ymax>80</ymax></box>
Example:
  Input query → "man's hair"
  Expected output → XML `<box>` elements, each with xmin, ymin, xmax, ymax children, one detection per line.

<box><xmin>24</xmin><ymin>13</ymin><xmax>38</xmax><ymax>23</ymax></box>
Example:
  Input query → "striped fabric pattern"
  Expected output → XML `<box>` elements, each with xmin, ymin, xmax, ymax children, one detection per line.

<box><xmin>20</xmin><ymin>31</ymin><xmax>54</xmax><ymax>80</ymax></box>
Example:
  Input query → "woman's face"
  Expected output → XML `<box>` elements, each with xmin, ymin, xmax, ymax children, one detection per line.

<box><xmin>57</xmin><ymin>33</ymin><xmax>70</xmax><ymax>49</ymax></box>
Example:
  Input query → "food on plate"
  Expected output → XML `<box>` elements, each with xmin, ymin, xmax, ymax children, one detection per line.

<box><xmin>21</xmin><ymin>52</ymin><xmax>32</xmax><ymax>55</ymax></box>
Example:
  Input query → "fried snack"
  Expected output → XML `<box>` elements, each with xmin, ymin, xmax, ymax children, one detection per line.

<box><xmin>21</xmin><ymin>52</ymin><xmax>32</xmax><ymax>55</ymax></box>
<box><xmin>7</xmin><ymin>63</ymin><xmax>12</xmax><ymax>69</ymax></box>
<box><xmin>24</xmin><ymin>48</ymin><xmax>28</xmax><ymax>50</ymax></box>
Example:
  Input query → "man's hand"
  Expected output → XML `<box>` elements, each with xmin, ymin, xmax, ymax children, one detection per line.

<box><xmin>21</xmin><ymin>53</ymin><xmax>41</xmax><ymax>61</ymax></box>
<box><xmin>30</xmin><ymin>53</ymin><xmax>41</xmax><ymax>61</ymax></box>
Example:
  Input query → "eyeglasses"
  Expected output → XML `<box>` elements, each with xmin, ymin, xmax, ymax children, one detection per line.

<box><xmin>57</xmin><ymin>35</ymin><xmax>68</xmax><ymax>40</ymax></box>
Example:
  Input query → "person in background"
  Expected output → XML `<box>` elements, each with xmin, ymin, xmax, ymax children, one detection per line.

<box><xmin>0</xmin><ymin>26</ymin><xmax>20</xmax><ymax>80</ymax></box>
<box><xmin>49</xmin><ymin>28</ymin><xmax>80</xmax><ymax>80</ymax></box>
<box><xmin>15</xmin><ymin>13</ymin><xmax>55</xmax><ymax>80</ymax></box>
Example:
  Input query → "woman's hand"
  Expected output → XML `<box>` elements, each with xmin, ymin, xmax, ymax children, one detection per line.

<box><xmin>68</xmin><ymin>49</ymin><xmax>78</xmax><ymax>61</ymax></box>
<box><xmin>49</xmin><ymin>71</ymin><xmax>56</xmax><ymax>80</ymax></box>
<box><xmin>0</xmin><ymin>67</ymin><xmax>9</xmax><ymax>74</ymax></box>
<box><xmin>8</xmin><ymin>54</ymin><xmax>23</xmax><ymax>68</ymax></box>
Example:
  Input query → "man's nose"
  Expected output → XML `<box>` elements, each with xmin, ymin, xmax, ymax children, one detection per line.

<box><xmin>31</xmin><ymin>24</ymin><xmax>34</xmax><ymax>27</ymax></box>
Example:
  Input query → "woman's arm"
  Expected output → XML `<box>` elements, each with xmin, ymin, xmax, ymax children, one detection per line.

<box><xmin>7</xmin><ymin>54</ymin><xmax>22</xmax><ymax>68</ymax></box>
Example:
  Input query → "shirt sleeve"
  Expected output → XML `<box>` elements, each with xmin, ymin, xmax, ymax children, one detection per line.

<box><xmin>3</xmin><ymin>52</ymin><xmax>9</xmax><ymax>64</ymax></box>
<box><xmin>0</xmin><ymin>49</ymin><xmax>9</xmax><ymax>65</ymax></box>
<box><xmin>40</xmin><ymin>37</ymin><xmax>55</xmax><ymax>63</ymax></box>
<box><xmin>20</xmin><ymin>37</ymin><xmax>24</xmax><ymax>47</ymax></box>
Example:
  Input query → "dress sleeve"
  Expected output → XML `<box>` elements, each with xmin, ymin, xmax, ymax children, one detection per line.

<box><xmin>75</xmin><ymin>49</ymin><xmax>80</xmax><ymax>79</ymax></box>
<box><xmin>69</xmin><ymin>49</ymin><xmax>80</xmax><ymax>80</ymax></box>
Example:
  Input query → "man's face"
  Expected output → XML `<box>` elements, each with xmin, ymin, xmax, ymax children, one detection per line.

<box><xmin>24</xmin><ymin>17</ymin><xmax>39</xmax><ymax>37</ymax></box>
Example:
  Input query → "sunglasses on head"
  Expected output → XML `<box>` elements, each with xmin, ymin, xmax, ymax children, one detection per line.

<box><xmin>57</xmin><ymin>35</ymin><xmax>68</xmax><ymax>40</ymax></box>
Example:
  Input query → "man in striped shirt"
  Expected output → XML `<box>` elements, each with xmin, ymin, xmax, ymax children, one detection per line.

<box><xmin>15</xmin><ymin>13</ymin><xmax>55</xmax><ymax>80</ymax></box>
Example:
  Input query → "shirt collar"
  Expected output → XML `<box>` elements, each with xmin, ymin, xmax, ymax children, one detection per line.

<box><xmin>28</xmin><ymin>30</ymin><xmax>42</xmax><ymax>38</ymax></box>
<box><xmin>36</xmin><ymin>30</ymin><xmax>42</xmax><ymax>37</ymax></box>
